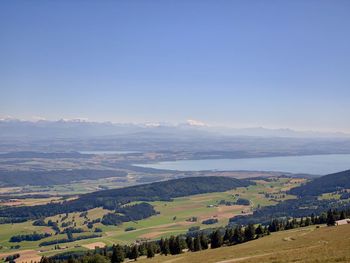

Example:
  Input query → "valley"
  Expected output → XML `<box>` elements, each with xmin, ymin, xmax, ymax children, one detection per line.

<box><xmin>0</xmin><ymin>176</ymin><xmax>301</xmax><ymax>261</ymax></box>
<box><xmin>1</xmin><ymin>151</ymin><xmax>350</xmax><ymax>262</ymax></box>
<box><xmin>2</xmin><ymin>1</ymin><xmax>350</xmax><ymax>262</ymax></box>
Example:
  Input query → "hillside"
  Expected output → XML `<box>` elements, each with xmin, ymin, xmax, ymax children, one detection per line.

<box><xmin>139</xmin><ymin>224</ymin><xmax>350</xmax><ymax>263</ymax></box>
<box><xmin>289</xmin><ymin>169</ymin><xmax>350</xmax><ymax>196</ymax></box>
<box><xmin>0</xmin><ymin>176</ymin><xmax>253</xmax><ymax>220</ymax></box>
<box><xmin>229</xmin><ymin>170</ymin><xmax>350</xmax><ymax>225</ymax></box>
<box><xmin>0</xmin><ymin>169</ymin><xmax>128</xmax><ymax>186</ymax></box>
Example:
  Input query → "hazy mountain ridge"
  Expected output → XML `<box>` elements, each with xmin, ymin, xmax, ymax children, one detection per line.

<box><xmin>0</xmin><ymin>119</ymin><xmax>349</xmax><ymax>139</ymax></box>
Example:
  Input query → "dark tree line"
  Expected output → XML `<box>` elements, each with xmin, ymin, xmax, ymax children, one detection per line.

<box><xmin>10</xmin><ymin>232</ymin><xmax>51</xmax><ymax>242</ymax></box>
<box><xmin>39</xmin><ymin>234</ymin><xmax>102</xmax><ymax>247</ymax></box>
<box><xmin>267</xmin><ymin>208</ymin><xmax>349</xmax><ymax>233</ymax></box>
<box><xmin>47</xmin><ymin>223</ymin><xmax>268</xmax><ymax>263</ymax></box>
<box><xmin>0</xmin><ymin>169</ymin><xmax>127</xmax><ymax>187</ymax></box>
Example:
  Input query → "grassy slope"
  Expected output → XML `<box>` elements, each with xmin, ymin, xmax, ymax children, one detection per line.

<box><xmin>139</xmin><ymin>224</ymin><xmax>350</xmax><ymax>263</ymax></box>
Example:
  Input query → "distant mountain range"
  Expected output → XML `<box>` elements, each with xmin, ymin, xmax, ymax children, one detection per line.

<box><xmin>0</xmin><ymin>119</ymin><xmax>349</xmax><ymax>139</ymax></box>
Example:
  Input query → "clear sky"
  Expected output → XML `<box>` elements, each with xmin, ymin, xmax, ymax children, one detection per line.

<box><xmin>1</xmin><ymin>1</ymin><xmax>349</xmax><ymax>132</ymax></box>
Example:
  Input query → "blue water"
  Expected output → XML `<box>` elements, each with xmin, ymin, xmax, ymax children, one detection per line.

<box><xmin>136</xmin><ymin>154</ymin><xmax>350</xmax><ymax>175</ymax></box>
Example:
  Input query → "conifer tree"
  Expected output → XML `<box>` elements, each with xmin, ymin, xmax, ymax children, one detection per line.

<box><xmin>146</xmin><ymin>243</ymin><xmax>155</xmax><ymax>258</ymax></box>
<box><xmin>169</xmin><ymin>236</ymin><xmax>176</xmax><ymax>255</ymax></box>
<box><xmin>40</xmin><ymin>257</ymin><xmax>50</xmax><ymax>263</ymax></box>
<box><xmin>186</xmin><ymin>236</ymin><xmax>194</xmax><ymax>251</ymax></box>
<box><xmin>161</xmin><ymin>238</ymin><xmax>170</xmax><ymax>256</ymax></box>
<box><xmin>231</xmin><ymin>226</ymin><xmax>244</xmax><ymax>244</ymax></box>
<box><xmin>174</xmin><ymin>236</ymin><xmax>183</xmax><ymax>254</ymax></box>
<box><xmin>67</xmin><ymin>256</ymin><xmax>76</xmax><ymax>263</ymax></box>
<box><xmin>305</xmin><ymin>217</ymin><xmax>311</xmax><ymax>226</ymax></box>
<box><xmin>193</xmin><ymin>235</ymin><xmax>202</xmax><ymax>251</ymax></box>
<box><xmin>200</xmin><ymin>233</ymin><xmax>209</xmax><ymax>249</ymax></box>
<box><xmin>340</xmin><ymin>211</ymin><xmax>346</xmax><ymax>220</ymax></box>
<box><xmin>264</xmin><ymin>225</ymin><xmax>270</xmax><ymax>235</ymax></box>
<box><xmin>223</xmin><ymin>228</ymin><xmax>233</xmax><ymax>244</ymax></box>
<box><xmin>327</xmin><ymin>209</ymin><xmax>336</xmax><ymax>226</ymax></box>
<box><xmin>130</xmin><ymin>245</ymin><xmax>139</xmax><ymax>261</ymax></box>
<box><xmin>255</xmin><ymin>224</ymin><xmax>264</xmax><ymax>238</ymax></box>
<box><xmin>244</xmin><ymin>224</ymin><xmax>255</xmax><ymax>241</ymax></box>
<box><xmin>159</xmin><ymin>238</ymin><xmax>164</xmax><ymax>252</ymax></box>
<box><xmin>111</xmin><ymin>244</ymin><xmax>125</xmax><ymax>263</ymax></box>
<box><xmin>311</xmin><ymin>213</ymin><xmax>315</xmax><ymax>224</ymax></box>
<box><xmin>210</xmin><ymin>230</ymin><xmax>223</xmax><ymax>249</ymax></box>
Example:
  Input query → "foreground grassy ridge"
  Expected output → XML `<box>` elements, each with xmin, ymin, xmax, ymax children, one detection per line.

<box><xmin>0</xmin><ymin>177</ymin><xmax>301</xmax><ymax>259</ymax></box>
<box><xmin>139</xmin><ymin>224</ymin><xmax>350</xmax><ymax>263</ymax></box>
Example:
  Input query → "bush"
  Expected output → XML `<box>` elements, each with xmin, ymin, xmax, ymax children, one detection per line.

<box><xmin>124</xmin><ymin>227</ymin><xmax>136</xmax><ymax>232</ymax></box>
<box><xmin>188</xmin><ymin>226</ymin><xmax>200</xmax><ymax>232</ymax></box>
<box><xmin>202</xmin><ymin>218</ymin><xmax>218</xmax><ymax>225</ymax></box>
<box><xmin>235</xmin><ymin>198</ymin><xmax>250</xmax><ymax>206</ymax></box>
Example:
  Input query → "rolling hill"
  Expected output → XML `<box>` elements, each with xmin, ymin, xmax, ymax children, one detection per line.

<box><xmin>289</xmin><ymin>169</ymin><xmax>350</xmax><ymax>197</ymax></box>
<box><xmin>230</xmin><ymin>169</ymin><xmax>350</xmax><ymax>225</ymax></box>
<box><xmin>0</xmin><ymin>176</ymin><xmax>253</xmax><ymax>221</ymax></box>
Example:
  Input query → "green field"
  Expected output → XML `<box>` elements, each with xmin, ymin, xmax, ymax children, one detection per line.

<box><xmin>0</xmin><ymin>177</ymin><xmax>303</xmax><ymax>261</ymax></box>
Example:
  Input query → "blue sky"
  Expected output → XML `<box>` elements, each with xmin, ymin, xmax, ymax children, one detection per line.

<box><xmin>1</xmin><ymin>1</ymin><xmax>349</xmax><ymax>132</ymax></box>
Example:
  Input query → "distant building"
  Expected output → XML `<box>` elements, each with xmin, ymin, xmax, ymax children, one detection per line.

<box><xmin>335</xmin><ymin>219</ymin><xmax>350</xmax><ymax>226</ymax></box>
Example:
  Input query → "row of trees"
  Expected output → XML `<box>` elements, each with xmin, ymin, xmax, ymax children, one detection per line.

<box><xmin>48</xmin><ymin>223</ymin><xmax>268</xmax><ymax>263</ymax></box>
<box><xmin>267</xmin><ymin>209</ymin><xmax>348</xmax><ymax>233</ymax></box>
<box><xmin>9</xmin><ymin>232</ymin><xmax>51</xmax><ymax>242</ymax></box>
<box><xmin>39</xmin><ymin>234</ymin><xmax>102</xmax><ymax>247</ymax></box>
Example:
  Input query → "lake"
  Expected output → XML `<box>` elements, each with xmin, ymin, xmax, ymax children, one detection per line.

<box><xmin>136</xmin><ymin>154</ymin><xmax>350</xmax><ymax>175</ymax></box>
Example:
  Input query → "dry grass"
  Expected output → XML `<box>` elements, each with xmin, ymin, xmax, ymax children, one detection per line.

<box><xmin>0</xmin><ymin>250</ymin><xmax>41</xmax><ymax>263</ymax></box>
<box><xmin>81</xmin><ymin>242</ymin><xmax>106</xmax><ymax>249</ymax></box>
<box><xmin>139</xmin><ymin>224</ymin><xmax>350</xmax><ymax>263</ymax></box>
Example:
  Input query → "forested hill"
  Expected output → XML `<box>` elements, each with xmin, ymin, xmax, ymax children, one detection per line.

<box><xmin>0</xmin><ymin>151</ymin><xmax>92</xmax><ymax>159</ymax></box>
<box><xmin>0</xmin><ymin>169</ymin><xmax>128</xmax><ymax>186</ymax></box>
<box><xmin>0</xmin><ymin>176</ymin><xmax>253</xmax><ymax>221</ymax></box>
<box><xmin>81</xmin><ymin>176</ymin><xmax>252</xmax><ymax>200</ymax></box>
<box><xmin>230</xmin><ymin>170</ymin><xmax>350</xmax><ymax>225</ymax></box>
<box><xmin>289</xmin><ymin>169</ymin><xmax>350</xmax><ymax>197</ymax></box>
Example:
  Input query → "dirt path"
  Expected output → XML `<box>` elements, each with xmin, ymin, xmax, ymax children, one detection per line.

<box><xmin>163</xmin><ymin>257</ymin><xmax>184</xmax><ymax>263</ymax></box>
<box><xmin>215</xmin><ymin>252</ymin><xmax>274</xmax><ymax>263</ymax></box>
